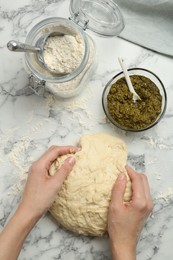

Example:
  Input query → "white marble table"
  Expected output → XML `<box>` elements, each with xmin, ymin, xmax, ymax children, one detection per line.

<box><xmin>0</xmin><ymin>1</ymin><xmax>173</xmax><ymax>259</ymax></box>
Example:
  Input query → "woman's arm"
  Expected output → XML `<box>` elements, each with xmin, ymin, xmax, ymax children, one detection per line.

<box><xmin>0</xmin><ymin>204</ymin><xmax>39</xmax><ymax>260</ymax></box>
<box><xmin>0</xmin><ymin>145</ymin><xmax>78</xmax><ymax>260</ymax></box>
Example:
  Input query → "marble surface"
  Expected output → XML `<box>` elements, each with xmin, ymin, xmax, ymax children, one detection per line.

<box><xmin>0</xmin><ymin>0</ymin><xmax>173</xmax><ymax>259</ymax></box>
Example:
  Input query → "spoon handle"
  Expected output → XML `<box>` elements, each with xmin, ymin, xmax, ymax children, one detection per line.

<box><xmin>118</xmin><ymin>57</ymin><xmax>141</xmax><ymax>101</ymax></box>
<box><xmin>7</xmin><ymin>40</ymin><xmax>40</xmax><ymax>53</ymax></box>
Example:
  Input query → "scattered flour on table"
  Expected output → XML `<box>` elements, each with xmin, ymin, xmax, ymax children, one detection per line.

<box><xmin>45</xmin><ymin>89</ymin><xmax>95</xmax><ymax>128</ymax></box>
<box><xmin>9</xmin><ymin>138</ymin><xmax>32</xmax><ymax>194</ymax></box>
<box><xmin>7</xmin><ymin>91</ymin><xmax>95</xmax><ymax>195</ymax></box>
<box><xmin>144</xmin><ymin>136</ymin><xmax>172</xmax><ymax>150</ymax></box>
<box><xmin>6</xmin><ymin>118</ymin><xmax>54</xmax><ymax>194</ymax></box>
<box><xmin>0</xmin><ymin>129</ymin><xmax>31</xmax><ymax>195</ymax></box>
<box><xmin>155</xmin><ymin>188</ymin><xmax>173</xmax><ymax>202</ymax></box>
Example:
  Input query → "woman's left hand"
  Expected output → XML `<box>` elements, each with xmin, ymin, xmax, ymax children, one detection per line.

<box><xmin>20</xmin><ymin>145</ymin><xmax>78</xmax><ymax>218</ymax></box>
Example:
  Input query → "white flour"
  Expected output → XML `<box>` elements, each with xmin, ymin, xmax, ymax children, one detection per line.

<box><xmin>46</xmin><ymin>38</ymin><xmax>96</xmax><ymax>97</ymax></box>
<box><xmin>43</xmin><ymin>34</ymin><xmax>85</xmax><ymax>74</ymax></box>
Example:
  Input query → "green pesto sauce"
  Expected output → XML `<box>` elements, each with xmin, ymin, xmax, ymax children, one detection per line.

<box><xmin>107</xmin><ymin>75</ymin><xmax>162</xmax><ymax>130</ymax></box>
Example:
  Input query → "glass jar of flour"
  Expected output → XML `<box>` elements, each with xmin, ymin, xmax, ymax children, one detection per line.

<box><xmin>24</xmin><ymin>0</ymin><xmax>124</xmax><ymax>98</ymax></box>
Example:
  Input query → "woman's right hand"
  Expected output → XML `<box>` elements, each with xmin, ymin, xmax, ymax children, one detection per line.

<box><xmin>108</xmin><ymin>166</ymin><xmax>153</xmax><ymax>260</ymax></box>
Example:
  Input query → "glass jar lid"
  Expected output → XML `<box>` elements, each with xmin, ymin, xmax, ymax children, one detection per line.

<box><xmin>69</xmin><ymin>0</ymin><xmax>125</xmax><ymax>36</ymax></box>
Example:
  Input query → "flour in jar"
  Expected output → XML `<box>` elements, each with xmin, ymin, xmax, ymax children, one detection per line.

<box><xmin>43</xmin><ymin>34</ymin><xmax>85</xmax><ymax>74</ymax></box>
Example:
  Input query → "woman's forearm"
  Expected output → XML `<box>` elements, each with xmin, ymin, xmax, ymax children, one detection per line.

<box><xmin>0</xmin><ymin>204</ymin><xmax>39</xmax><ymax>260</ymax></box>
<box><xmin>111</xmin><ymin>242</ymin><xmax>136</xmax><ymax>260</ymax></box>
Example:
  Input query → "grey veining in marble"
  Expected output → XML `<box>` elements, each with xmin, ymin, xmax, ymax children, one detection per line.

<box><xmin>0</xmin><ymin>0</ymin><xmax>173</xmax><ymax>259</ymax></box>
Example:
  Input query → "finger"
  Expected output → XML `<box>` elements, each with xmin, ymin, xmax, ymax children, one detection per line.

<box><xmin>125</xmin><ymin>165</ymin><xmax>137</xmax><ymax>179</ymax></box>
<box><xmin>52</xmin><ymin>156</ymin><xmax>76</xmax><ymax>188</ymax></box>
<box><xmin>126</xmin><ymin>165</ymin><xmax>146</xmax><ymax>202</ymax></box>
<box><xmin>110</xmin><ymin>173</ymin><xmax>127</xmax><ymax>207</ymax></box>
<box><xmin>40</xmin><ymin>145</ymin><xmax>79</xmax><ymax>159</ymax></box>
<box><xmin>58</xmin><ymin>146</ymin><xmax>80</xmax><ymax>155</ymax></box>
<box><xmin>39</xmin><ymin>145</ymin><xmax>79</xmax><ymax>168</ymax></box>
<box><xmin>38</xmin><ymin>145</ymin><xmax>59</xmax><ymax>159</ymax></box>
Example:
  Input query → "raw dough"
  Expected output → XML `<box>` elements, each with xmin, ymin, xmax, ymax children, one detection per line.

<box><xmin>49</xmin><ymin>133</ymin><xmax>132</xmax><ymax>236</ymax></box>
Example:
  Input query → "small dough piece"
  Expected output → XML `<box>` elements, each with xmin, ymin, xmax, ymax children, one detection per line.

<box><xmin>49</xmin><ymin>133</ymin><xmax>131</xmax><ymax>236</ymax></box>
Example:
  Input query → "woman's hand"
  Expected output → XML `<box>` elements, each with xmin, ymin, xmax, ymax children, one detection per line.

<box><xmin>108</xmin><ymin>166</ymin><xmax>153</xmax><ymax>260</ymax></box>
<box><xmin>19</xmin><ymin>145</ymin><xmax>78</xmax><ymax>219</ymax></box>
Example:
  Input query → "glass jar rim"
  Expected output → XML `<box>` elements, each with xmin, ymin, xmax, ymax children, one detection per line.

<box><xmin>25</xmin><ymin>17</ymin><xmax>89</xmax><ymax>83</ymax></box>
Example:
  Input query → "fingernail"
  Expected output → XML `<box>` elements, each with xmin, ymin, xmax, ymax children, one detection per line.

<box><xmin>78</xmin><ymin>146</ymin><xmax>82</xmax><ymax>151</ymax></box>
<box><xmin>118</xmin><ymin>173</ymin><xmax>125</xmax><ymax>181</ymax></box>
<box><xmin>68</xmin><ymin>156</ymin><xmax>75</xmax><ymax>165</ymax></box>
<box><xmin>69</xmin><ymin>148</ymin><xmax>75</xmax><ymax>154</ymax></box>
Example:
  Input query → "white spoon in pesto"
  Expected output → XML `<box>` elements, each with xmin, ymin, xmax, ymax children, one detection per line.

<box><xmin>118</xmin><ymin>57</ymin><xmax>141</xmax><ymax>102</ymax></box>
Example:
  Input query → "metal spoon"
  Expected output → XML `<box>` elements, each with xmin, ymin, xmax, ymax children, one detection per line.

<box><xmin>118</xmin><ymin>57</ymin><xmax>141</xmax><ymax>102</ymax></box>
<box><xmin>7</xmin><ymin>32</ymin><xmax>67</xmax><ymax>75</ymax></box>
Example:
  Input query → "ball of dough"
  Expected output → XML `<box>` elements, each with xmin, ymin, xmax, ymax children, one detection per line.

<box><xmin>49</xmin><ymin>133</ymin><xmax>131</xmax><ymax>236</ymax></box>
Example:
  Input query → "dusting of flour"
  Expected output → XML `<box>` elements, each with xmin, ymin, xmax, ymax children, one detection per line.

<box><xmin>43</xmin><ymin>34</ymin><xmax>84</xmax><ymax>74</ymax></box>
